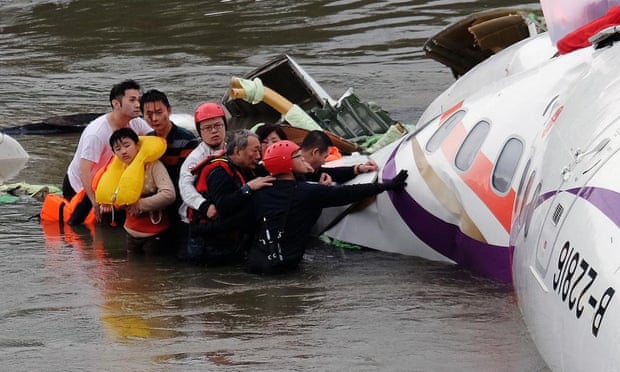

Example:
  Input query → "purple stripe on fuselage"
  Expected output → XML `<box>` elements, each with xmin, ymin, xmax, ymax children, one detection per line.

<box><xmin>565</xmin><ymin>187</ymin><xmax>620</xmax><ymax>227</ymax></box>
<box><xmin>382</xmin><ymin>145</ymin><xmax>512</xmax><ymax>283</ymax></box>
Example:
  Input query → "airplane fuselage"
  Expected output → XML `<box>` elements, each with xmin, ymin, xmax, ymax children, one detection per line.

<box><xmin>322</xmin><ymin>27</ymin><xmax>620</xmax><ymax>371</ymax></box>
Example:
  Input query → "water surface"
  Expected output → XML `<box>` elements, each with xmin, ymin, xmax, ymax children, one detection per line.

<box><xmin>0</xmin><ymin>1</ymin><xmax>548</xmax><ymax>370</ymax></box>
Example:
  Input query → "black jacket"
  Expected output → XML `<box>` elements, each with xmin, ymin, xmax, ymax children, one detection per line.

<box><xmin>304</xmin><ymin>165</ymin><xmax>357</xmax><ymax>184</ymax></box>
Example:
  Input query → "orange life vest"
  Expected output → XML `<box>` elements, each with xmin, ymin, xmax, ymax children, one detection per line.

<box><xmin>39</xmin><ymin>165</ymin><xmax>106</xmax><ymax>226</ymax></box>
<box><xmin>325</xmin><ymin>145</ymin><xmax>343</xmax><ymax>162</ymax></box>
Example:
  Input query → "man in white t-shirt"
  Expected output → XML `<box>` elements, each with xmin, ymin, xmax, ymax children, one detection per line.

<box><xmin>62</xmin><ymin>79</ymin><xmax>152</xmax><ymax>225</ymax></box>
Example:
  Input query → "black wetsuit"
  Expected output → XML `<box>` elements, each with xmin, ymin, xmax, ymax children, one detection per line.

<box><xmin>246</xmin><ymin>179</ymin><xmax>384</xmax><ymax>274</ymax></box>
<box><xmin>304</xmin><ymin>165</ymin><xmax>356</xmax><ymax>184</ymax></box>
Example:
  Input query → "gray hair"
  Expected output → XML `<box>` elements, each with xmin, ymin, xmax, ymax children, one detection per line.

<box><xmin>226</xmin><ymin>129</ymin><xmax>258</xmax><ymax>155</ymax></box>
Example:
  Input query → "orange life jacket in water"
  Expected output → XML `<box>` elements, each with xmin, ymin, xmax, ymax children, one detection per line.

<box><xmin>40</xmin><ymin>191</ymin><xmax>96</xmax><ymax>225</ymax></box>
<box><xmin>39</xmin><ymin>166</ymin><xmax>106</xmax><ymax>225</ymax></box>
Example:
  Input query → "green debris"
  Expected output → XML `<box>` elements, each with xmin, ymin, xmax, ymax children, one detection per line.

<box><xmin>0</xmin><ymin>182</ymin><xmax>61</xmax><ymax>203</ymax></box>
<box><xmin>319</xmin><ymin>234</ymin><xmax>364</xmax><ymax>250</ymax></box>
<box><xmin>0</xmin><ymin>194</ymin><xmax>19</xmax><ymax>203</ymax></box>
<box><xmin>331</xmin><ymin>239</ymin><xmax>364</xmax><ymax>250</ymax></box>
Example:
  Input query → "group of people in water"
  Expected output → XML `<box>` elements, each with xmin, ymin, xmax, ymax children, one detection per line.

<box><xmin>57</xmin><ymin>79</ymin><xmax>409</xmax><ymax>275</ymax></box>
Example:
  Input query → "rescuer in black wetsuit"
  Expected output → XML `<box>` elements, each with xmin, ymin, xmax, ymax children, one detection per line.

<box><xmin>246</xmin><ymin>140</ymin><xmax>408</xmax><ymax>275</ymax></box>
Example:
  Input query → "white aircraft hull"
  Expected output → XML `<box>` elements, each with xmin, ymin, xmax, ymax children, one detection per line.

<box><xmin>320</xmin><ymin>24</ymin><xmax>620</xmax><ymax>371</ymax></box>
<box><xmin>325</xmin><ymin>32</ymin><xmax>592</xmax><ymax>282</ymax></box>
<box><xmin>510</xmin><ymin>33</ymin><xmax>620</xmax><ymax>371</ymax></box>
<box><xmin>0</xmin><ymin>133</ymin><xmax>29</xmax><ymax>184</ymax></box>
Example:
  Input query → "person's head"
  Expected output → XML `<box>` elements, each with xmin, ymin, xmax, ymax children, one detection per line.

<box><xmin>109</xmin><ymin>79</ymin><xmax>142</xmax><ymax>119</ymax></box>
<box><xmin>194</xmin><ymin>102</ymin><xmax>227</xmax><ymax>149</ymax></box>
<box><xmin>300</xmin><ymin>130</ymin><xmax>332</xmax><ymax>171</ymax></box>
<box><xmin>140</xmin><ymin>89</ymin><xmax>172</xmax><ymax>135</ymax></box>
<box><xmin>263</xmin><ymin>140</ymin><xmax>311</xmax><ymax>176</ymax></box>
<box><xmin>109</xmin><ymin>127</ymin><xmax>140</xmax><ymax>165</ymax></box>
<box><xmin>226</xmin><ymin>129</ymin><xmax>261</xmax><ymax>170</ymax></box>
<box><xmin>255</xmin><ymin>123</ymin><xmax>288</xmax><ymax>154</ymax></box>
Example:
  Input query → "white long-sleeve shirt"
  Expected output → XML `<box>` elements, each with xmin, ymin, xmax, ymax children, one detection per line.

<box><xmin>178</xmin><ymin>141</ymin><xmax>223</xmax><ymax>223</ymax></box>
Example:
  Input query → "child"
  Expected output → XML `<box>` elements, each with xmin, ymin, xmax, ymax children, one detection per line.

<box><xmin>103</xmin><ymin>128</ymin><xmax>176</xmax><ymax>254</ymax></box>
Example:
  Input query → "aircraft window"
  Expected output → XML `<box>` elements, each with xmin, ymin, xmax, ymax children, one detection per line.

<box><xmin>455</xmin><ymin>120</ymin><xmax>490</xmax><ymax>171</ymax></box>
<box><xmin>492</xmin><ymin>138</ymin><xmax>524</xmax><ymax>193</ymax></box>
<box><xmin>426</xmin><ymin>110</ymin><xmax>466</xmax><ymax>152</ymax></box>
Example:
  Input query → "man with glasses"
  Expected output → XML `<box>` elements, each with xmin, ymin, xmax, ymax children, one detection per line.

<box><xmin>177</xmin><ymin>102</ymin><xmax>228</xmax><ymax>259</ymax></box>
<box><xmin>186</xmin><ymin>130</ymin><xmax>275</xmax><ymax>264</ymax></box>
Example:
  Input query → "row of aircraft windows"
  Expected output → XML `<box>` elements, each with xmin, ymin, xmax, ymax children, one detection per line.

<box><xmin>425</xmin><ymin>109</ymin><xmax>523</xmax><ymax>194</ymax></box>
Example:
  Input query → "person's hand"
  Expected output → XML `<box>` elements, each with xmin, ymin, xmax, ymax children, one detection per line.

<box><xmin>198</xmin><ymin>201</ymin><xmax>218</xmax><ymax>219</ymax></box>
<box><xmin>126</xmin><ymin>204</ymin><xmax>142</xmax><ymax>216</ymax></box>
<box><xmin>356</xmin><ymin>159</ymin><xmax>379</xmax><ymax>174</ymax></box>
<box><xmin>99</xmin><ymin>204</ymin><xmax>114</xmax><ymax>214</ymax></box>
<box><xmin>247</xmin><ymin>176</ymin><xmax>276</xmax><ymax>191</ymax></box>
<box><xmin>207</xmin><ymin>204</ymin><xmax>218</xmax><ymax>219</ymax></box>
<box><xmin>319</xmin><ymin>172</ymin><xmax>333</xmax><ymax>186</ymax></box>
<box><xmin>379</xmin><ymin>169</ymin><xmax>408</xmax><ymax>191</ymax></box>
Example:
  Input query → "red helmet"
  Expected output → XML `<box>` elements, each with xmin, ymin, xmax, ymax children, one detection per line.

<box><xmin>194</xmin><ymin>102</ymin><xmax>226</xmax><ymax>132</ymax></box>
<box><xmin>263</xmin><ymin>140</ymin><xmax>300</xmax><ymax>175</ymax></box>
